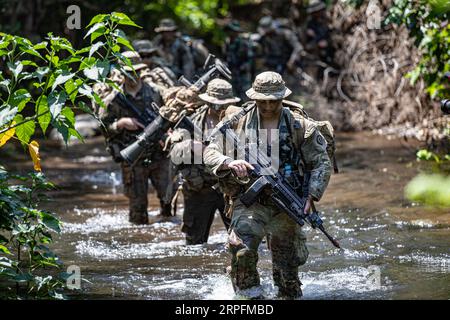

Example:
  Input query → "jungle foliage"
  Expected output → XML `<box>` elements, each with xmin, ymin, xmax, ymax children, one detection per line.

<box><xmin>0</xmin><ymin>12</ymin><xmax>138</xmax><ymax>298</ymax></box>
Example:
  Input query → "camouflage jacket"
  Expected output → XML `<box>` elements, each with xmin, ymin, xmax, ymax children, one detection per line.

<box><xmin>203</xmin><ymin>103</ymin><xmax>331</xmax><ymax>201</ymax></box>
<box><xmin>153</xmin><ymin>35</ymin><xmax>195</xmax><ymax>80</ymax></box>
<box><xmin>258</xmin><ymin>28</ymin><xmax>303</xmax><ymax>71</ymax></box>
<box><xmin>224</xmin><ymin>35</ymin><xmax>254</xmax><ymax>74</ymax></box>
<box><xmin>169</xmin><ymin>104</ymin><xmax>220</xmax><ymax>192</ymax></box>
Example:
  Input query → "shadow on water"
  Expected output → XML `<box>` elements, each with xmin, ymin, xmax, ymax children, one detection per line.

<box><xmin>3</xmin><ymin>133</ymin><xmax>449</xmax><ymax>299</ymax></box>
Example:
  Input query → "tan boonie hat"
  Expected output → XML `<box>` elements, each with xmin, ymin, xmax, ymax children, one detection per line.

<box><xmin>120</xmin><ymin>51</ymin><xmax>148</xmax><ymax>72</ymax></box>
<box><xmin>198</xmin><ymin>79</ymin><xmax>241</xmax><ymax>105</ymax></box>
<box><xmin>132</xmin><ymin>40</ymin><xmax>158</xmax><ymax>55</ymax></box>
<box><xmin>155</xmin><ymin>19</ymin><xmax>178</xmax><ymax>32</ymax></box>
<box><xmin>246</xmin><ymin>71</ymin><xmax>292</xmax><ymax>100</ymax></box>
<box><xmin>307</xmin><ymin>0</ymin><xmax>326</xmax><ymax>14</ymax></box>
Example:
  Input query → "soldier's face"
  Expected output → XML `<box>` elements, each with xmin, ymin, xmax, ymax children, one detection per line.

<box><xmin>162</xmin><ymin>31</ymin><xmax>176</xmax><ymax>41</ymax></box>
<box><xmin>256</xmin><ymin>99</ymin><xmax>283</xmax><ymax>119</ymax></box>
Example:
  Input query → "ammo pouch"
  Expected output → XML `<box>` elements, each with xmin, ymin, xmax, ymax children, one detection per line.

<box><xmin>179</xmin><ymin>166</ymin><xmax>205</xmax><ymax>192</ymax></box>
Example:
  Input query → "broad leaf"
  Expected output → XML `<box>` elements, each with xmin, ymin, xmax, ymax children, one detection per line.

<box><xmin>10</xmin><ymin>89</ymin><xmax>31</xmax><ymax>112</ymax></box>
<box><xmin>48</xmin><ymin>91</ymin><xmax>67</xmax><ymax>118</ymax></box>
<box><xmin>0</xmin><ymin>123</ymin><xmax>15</xmax><ymax>147</ymax></box>
<box><xmin>89</xmin><ymin>41</ymin><xmax>104</xmax><ymax>57</ymax></box>
<box><xmin>52</xmin><ymin>72</ymin><xmax>75</xmax><ymax>92</ymax></box>
<box><xmin>13</xmin><ymin>114</ymin><xmax>35</xmax><ymax>144</ymax></box>
<box><xmin>28</xmin><ymin>140</ymin><xmax>41</xmax><ymax>172</ymax></box>
<box><xmin>0</xmin><ymin>106</ymin><xmax>18</xmax><ymax>127</ymax></box>
<box><xmin>36</xmin><ymin>95</ymin><xmax>51</xmax><ymax>134</ymax></box>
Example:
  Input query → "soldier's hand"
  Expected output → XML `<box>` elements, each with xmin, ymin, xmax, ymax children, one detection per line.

<box><xmin>116</xmin><ymin>117</ymin><xmax>145</xmax><ymax>131</ymax></box>
<box><xmin>303</xmin><ymin>195</ymin><xmax>314</xmax><ymax>215</ymax></box>
<box><xmin>224</xmin><ymin>160</ymin><xmax>254</xmax><ymax>177</ymax></box>
<box><xmin>287</xmin><ymin>60</ymin><xmax>296</xmax><ymax>72</ymax></box>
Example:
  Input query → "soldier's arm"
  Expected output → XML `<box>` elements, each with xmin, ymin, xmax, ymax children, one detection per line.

<box><xmin>300</xmin><ymin>119</ymin><xmax>332</xmax><ymax>201</ymax></box>
<box><xmin>203</xmin><ymin>134</ymin><xmax>234</xmax><ymax>178</ymax></box>
<box><xmin>181</xmin><ymin>43</ymin><xmax>195</xmax><ymax>80</ymax></box>
<box><xmin>285</xmin><ymin>30</ymin><xmax>303</xmax><ymax>68</ymax></box>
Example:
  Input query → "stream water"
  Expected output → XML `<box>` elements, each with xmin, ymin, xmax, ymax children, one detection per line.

<box><xmin>4</xmin><ymin>132</ymin><xmax>449</xmax><ymax>299</ymax></box>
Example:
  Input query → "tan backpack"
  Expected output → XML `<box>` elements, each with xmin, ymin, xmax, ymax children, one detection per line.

<box><xmin>282</xmin><ymin>100</ymin><xmax>339</xmax><ymax>173</ymax></box>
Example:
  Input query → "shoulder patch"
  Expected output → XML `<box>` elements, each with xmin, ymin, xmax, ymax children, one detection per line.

<box><xmin>316</xmin><ymin>133</ymin><xmax>325</xmax><ymax>146</ymax></box>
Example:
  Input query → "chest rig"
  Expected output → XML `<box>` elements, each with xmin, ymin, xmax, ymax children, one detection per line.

<box><xmin>242</xmin><ymin>105</ymin><xmax>304</xmax><ymax>195</ymax></box>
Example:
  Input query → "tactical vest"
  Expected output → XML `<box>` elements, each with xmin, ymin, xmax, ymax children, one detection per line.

<box><xmin>171</xmin><ymin>105</ymin><xmax>218</xmax><ymax>192</ymax></box>
<box><xmin>231</xmin><ymin>102</ymin><xmax>305</xmax><ymax>192</ymax></box>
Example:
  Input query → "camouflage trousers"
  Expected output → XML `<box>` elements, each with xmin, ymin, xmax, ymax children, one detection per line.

<box><xmin>182</xmin><ymin>187</ymin><xmax>229</xmax><ymax>245</ymax></box>
<box><xmin>121</xmin><ymin>157</ymin><xmax>173</xmax><ymax>224</ymax></box>
<box><xmin>228</xmin><ymin>199</ymin><xmax>309</xmax><ymax>299</ymax></box>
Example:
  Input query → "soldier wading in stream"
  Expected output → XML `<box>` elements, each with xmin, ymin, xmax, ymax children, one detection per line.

<box><xmin>203</xmin><ymin>71</ymin><xmax>332</xmax><ymax>299</ymax></box>
<box><xmin>167</xmin><ymin>79</ymin><xmax>240</xmax><ymax>244</ymax></box>
<box><xmin>94</xmin><ymin>51</ymin><xmax>174</xmax><ymax>224</ymax></box>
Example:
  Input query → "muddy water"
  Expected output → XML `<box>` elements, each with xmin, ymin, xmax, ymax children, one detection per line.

<box><xmin>4</xmin><ymin>132</ymin><xmax>449</xmax><ymax>299</ymax></box>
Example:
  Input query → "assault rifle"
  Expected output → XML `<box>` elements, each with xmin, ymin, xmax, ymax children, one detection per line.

<box><xmin>208</xmin><ymin>106</ymin><xmax>341</xmax><ymax>248</ymax></box>
<box><xmin>114</xmin><ymin>92</ymin><xmax>158</xmax><ymax>126</ymax></box>
<box><xmin>120</xmin><ymin>56</ymin><xmax>232</xmax><ymax>164</ymax></box>
<box><xmin>178</xmin><ymin>54</ymin><xmax>232</xmax><ymax>90</ymax></box>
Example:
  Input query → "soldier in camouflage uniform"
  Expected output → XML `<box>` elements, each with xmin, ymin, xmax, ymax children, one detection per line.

<box><xmin>168</xmin><ymin>79</ymin><xmax>241</xmax><ymax>244</ymax></box>
<box><xmin>94</xmin><ymin>51</ymin><xmax>173</xmax><ymax>224</ymax></box>
<box><xmin>203</xmin><ymin>72</ymin><xmax>332</xmax><ymax>299</ymax></box>
<box><xmin>256</xmin><ymin>16</ymin><xmax>303</xmax><ymax>75</ymax></box>
<box><xmin>223</xmin><ymin>20</ymin><xmax>254</xmax><ymax>101</ymax></box>
<box><xmin>152</xmin><ymin>19</ymin><xmax>195</xmax><ymax>81</ymax></box>
<box><xmin>132</xmin><ymin>39</ymin><xmax>178</xmax><ymax>86</ymax></box>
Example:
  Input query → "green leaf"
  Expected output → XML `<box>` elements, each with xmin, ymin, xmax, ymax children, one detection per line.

<box><xmin>33</xmin><ymin>67</ymin><xmax>50</xmax><ymax>83</ymax></box>
<box><xmin>14</xmin><ymin>273</ymin><xmax>33</xmax><ymax>282</ymax></box>
<box><xmin>96</xmin><ymin>60</ymin><xmax>111</xmax><ymax>79</ymax></box>
<box><xmin>20</xmin><ymin>45</ymin><xmax>43</xmax><ymax>60</ymax></box>
<box><xmin>14</xmin><ymin>114</ymin><xmax>35</xmax><ymax>144</ymax></box>
<box><xmin>7</xmin><ymin>61</ymin><xmax>23</xmax><ymax>80</ymax></box>
<box><xmin>111</xmin><ymin>12</ymin><xmax>141</xmax><ymax>28</ymax></box>
<box><xmin>40</xmin><ymin>212</ymin><xmax>61</xmax><ymax>233</ymax></box>
<box><xmin>78</xmin><ymin>57</ymin><xmax>96</xmax><ymax>70</ymax></box>
<box><xmin>89</xmin><ymin>41</ymin><xmax>104</xmax><ymax>57</ymax></box>
<box><xmin>93</xmin><ymin>92</ymin><xmax>105</xmax><ymax>109</ymax></box>
<box><xmin>0</xmin><ymin>244</ymin><xmax>11</xmax><ymax>254</ymax></box>
<box><xmin>10</xmin><ymin>89</ymin><xmax>31</xmax><ymax>112</ymax></box>
<box><xmin>48</xmin><ymin>91</ymin><xmax>67</xmax><ymax>118</ymax></box>
<box><xmin>21</xmin><ymin>60</ymin><xmax>38</xmax><ymax>67</ymax></box>
<box><xmin>52</xmin><ymin>72</ymin><xmax>75</xmax><ymax>92</ymax></box>
<box><xmin>84</xmin><ymin>22</ymin><xmax>105</xmax><ymax>40</ymax></box>
<box><xmin>36</xmin><ymin>95</ymin><xmax>51</xmax><ymax>134</ymax></box>
<box><xmin>75</xmin><ymin>47</ymin><xmax>90</xmax><ymax>55</ymax></box>
<box><xmin>64</xmin><ymin>78</ymin><xmax>82</xmax><ymax>103</ymax></box>
<box><xmin>0</xmin><ymin>257</ymin><xmax>14</xmax><ymax>268</ymax></box>
<box><xmin>116</xmin><ymin>37</ymin><xmax>134</xmax><ymax>51</ymax></box>
<box><xmin>34</xmin><ymin>41</ymin><xmax>48</xmax><ymax>50</ymax></box>
<box><xmin>0</xmin><ymin>105</ymin><xmax>18</xmax><ymax>128</ymax></box>
<box><xmin>69</xmin><ymin>128</ymin><xmax>84</xmax><ymax>142</ymax></box>
<box><xmin>61</xmin><ymin>107</ymin><xmax>75</xmax><ymax>126</ymax></box>
<box><xmin>86</xmin><ymin>14</ymin><xmax>108</xmax><ymax>28</ymax></box>
<box><xmin>83</xmin><ymin>65</ymin><xmax>99</xmax><ymax>80</ymax></box>
<box><xmin>77</xmin><ymin>101</ymin><xmax>92</xmax><ymax>114</ymax></box>
<box><xmin>0</xmin><ymin>79</ymin><xmax>10</xmax><ymax>92</ymax></box>
<box><xmin>78</xmin><ymin>84</ymin><xmax>93</xmax><ymax>98</ymax></box>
